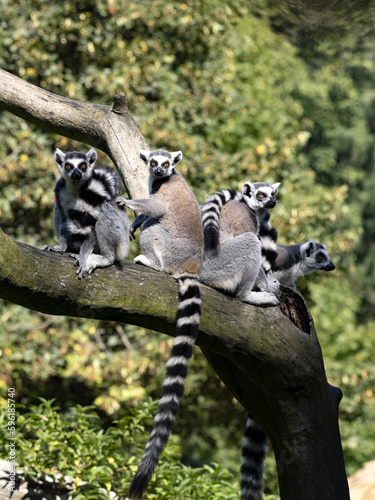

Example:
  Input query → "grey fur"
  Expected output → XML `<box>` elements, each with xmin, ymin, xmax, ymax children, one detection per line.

<box><xmin>201</xmin><ymin>233</ymin><xmax>279</xmax><ymax>305</ymax></box>
<box><xmin>41</xmin><ymin>148</ymin><xmax>130</xmax><ymax>278</ymax></box>
<box><xmin>121</xmin><ymin>149</ymin><xmax>203</xmax><ymax>275</ymax></box>
<box><xmin>241</xmin><ymin>414</ymin><xmax>267</xmax><ymax>500</ymax></box>
<box><xmin>200</xmin><ymin>182</ymin><xmax>280</xmax><ymax>307</ymax></box>
<box><xmin>119</xmin><ymin>149</ymin><xmax>204</xmax><ymax>500</ymax></box>
<box><xmin>71</xmin><ymin>201</ymin><xmax>130</xmax><ymax>278</ymax></box>
<box><xmin>273</xmin><ymin>240</ymin><xmax>335</xmax><ymax>288</ymax></box>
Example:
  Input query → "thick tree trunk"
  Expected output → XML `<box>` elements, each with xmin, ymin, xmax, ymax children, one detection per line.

<box><xmin>0</xmin><ymin>70</ymin><xmax>350</xmax><ymax>500</ymax></box>
<box><xmin>0</xmin><ymin>228</ymin><xmax>349</xmax><ymax>500</ymax></box>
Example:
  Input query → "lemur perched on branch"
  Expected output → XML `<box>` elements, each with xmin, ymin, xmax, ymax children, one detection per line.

<box><xmin>118</xmin><ymin>149</ymin><xmax>204</xmax><ymax>500</ymax></box>
<box><xmin>273</xmin><ymin>241</ymin><xmax>335</xmax><ymax>288</ymax></box>
<box><xmin>41</xmin><ymin>148</ymin><xmax>130</xmax><ymax>278</ymax></box>
<box><xmin>200</xmin><ymin>181</ymin><xmax>280</xmax><ymax>306</ymax></box>
<box><xmin>201</xmin><ymin>181</ymin><xmax>335</xmax><ymax>500</ymax></box>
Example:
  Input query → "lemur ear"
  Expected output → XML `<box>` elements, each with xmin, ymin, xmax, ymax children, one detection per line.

<box><xmin>242</xmin><ymin>182</ymin><xmax>254</xmax><ymax>197</ymax></box>
<box><xmin>86</xmin><ymin>148</ymin><xmax>98</xmax><ymax>166</ymax></box>
<box><xmin>272</xmin><ymin>182</ymin><xmax>281</xmax><ymax>193</ymax></box>
<box><xmin>54</xmin><ymin>148</ymin><xmax>65</xmax><ymax>170</ymax></box>
<box><xmin>171</xmin><ymin>151</ymin><xmax>183</xmax><ymax>165</ymax></box>
<box><xmin>139</xmin><ymin>150</ymin><xmax>150</xmax><ymax>164</ymax></box>
<box><xmin>300</xmin><ymin>240</ymin><xmax>316</xmax><ymax>258</ymax></box>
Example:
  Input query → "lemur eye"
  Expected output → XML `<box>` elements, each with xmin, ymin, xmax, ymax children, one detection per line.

<box><xmin>163</xmin><ymin>162</ymin><xmax>169</xmax><ymax>167</ymax></box>
<box><xmin>81</xmin><ymin>164</ymin><xmax>87</xmax><ymax>169</ymax></box>
<box><xmin>151</xmin><ymin>161</ymin><xmax>156</xmax><ymax>166</ymax></box>
<box><xmin>272</xmin><ymin>194</ymin><xmax>275</xmax><ymax>198</ymax></box>
<box><xmin>65</xmin><ymin>165</ymin><xmax>71</xmax><ymax>170</ymax></box>
<box><xmin>316</xmin><ymin>254</ymin><xmax>324</xmax><ymax>262</ymax></box>
<box><xmin>258</xmin><ymin>193</ymin><xmax>264</xmax><ymax>197</ymax></box>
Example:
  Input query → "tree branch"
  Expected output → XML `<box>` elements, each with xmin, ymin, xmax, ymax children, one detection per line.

<box><xmin>0</xmin><ymin>228</ymin><xmax>349</xmax><ymax>499</ymax></box>
<box><xmin>0</xmin><ymin>69</ymin><xmax>149</xmax><ymax>198</ymax></box>
<box><xmin>0</xmin><ymin>228</ymin><xmax>295</xmax><ymax>359</ymax></box>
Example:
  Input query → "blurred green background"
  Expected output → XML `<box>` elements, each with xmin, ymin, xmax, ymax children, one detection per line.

<box><xmin>0</xmin><ymin>1</ymin><xmax>374</xmax><ymax>498</ymax></box>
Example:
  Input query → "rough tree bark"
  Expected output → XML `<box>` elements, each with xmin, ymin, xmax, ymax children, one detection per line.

<box><xmin>0</xmin><ymin>69</ymin><xmax>350</xmax><ymax>500</ymax></box>
<box><xmin>0</xmin><ymin>69</ymin><xmax>149</xmax><ymax>199</ymax></box>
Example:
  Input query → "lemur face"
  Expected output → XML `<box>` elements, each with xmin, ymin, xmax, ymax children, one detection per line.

<box><xmin>242</xmin><ymin>182</ymin><xmax>280</xmax><ymax>212</ymax></box>
<box><xmin>55</xmin><ymin>148</ymin><xmax>97</xmax><ymax>182</ymax></box>
<box><xmin>301</xmin><ymin>241</ymin><xmax>335</xmax><ymax>272</ymax></box>
<box><xmin>139</xmin><ymin>149</ymin><xmax>183</xmax><ymax>178</ymax></box>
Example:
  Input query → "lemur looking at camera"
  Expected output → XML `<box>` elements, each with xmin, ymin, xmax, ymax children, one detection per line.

<box><xmin>201</xmin><ymin>182</ymin><xmax>335</xmax><ymax>500</ymax></box>
<box><xmin>118</xmin><ymin>149</ymin><xmax>204</xmax><ymax>500</ymax></box>
<box><xmin>41</xmin><ymin>148</ymin><xmax>130</xmax><ymax>278</ymax></box>
<box><xmin>199</xmin><ymin>181</ymin><xmax>280</xmax><ymax>306</ymax></box>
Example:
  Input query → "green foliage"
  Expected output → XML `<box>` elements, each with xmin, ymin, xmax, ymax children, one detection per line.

<box><xmin>0</xmin><ymin>398</ymin><xmax>243</xmax><ymax>499</ymax></box>
<box><xmin>0</xmin><ymin>0</ymin><xmax>375</xmax><ymax>496</ymax></box>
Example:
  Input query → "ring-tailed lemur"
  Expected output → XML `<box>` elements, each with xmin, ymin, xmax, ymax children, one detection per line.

<box><xmin>273</xmin><ymin>240</ymin><xmax>335</xmax><ymax>288</ymax></box>
<box><xmin>200</xmin><ymin>182</ymin><xmax>280</xmax><ymax>306</ymax></box>
<box><xmin>240</xmin><ymin>241</ymin><xmax>335</xmax><ymax>500</ymax></box>
<box><xmin>200</xmin><ymin>182</ymin><xmax>279</xmax><ymax>499</ymax></box>
<box><xmin>118</xmin><ymin>149</ymin><xmax>204</xmax><ymax>500</ymax></box>
<box><xmin>248</xmin><ymin>198</ymin><xmax>335</xmax><ymax>288</ymax></box>
<box><xmin>201</xmin><ymin>183</ymin><xmax>337</xmax><ymax>500</ymax></box>
<box><xmin>41</xmin><ymin>148</ymin><xmax>130</xmax><ymax>278</ymax></box>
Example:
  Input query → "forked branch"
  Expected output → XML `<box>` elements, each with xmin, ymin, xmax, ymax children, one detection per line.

<box><xmin>0</xmin><ymin>69</ymin><xmax>149</xmax><ymax>198</ymax></box>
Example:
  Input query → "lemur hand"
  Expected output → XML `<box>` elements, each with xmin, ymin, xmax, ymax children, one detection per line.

<box><xmin>130</xmin><ymin>224</ymin><xmax>138</xmax><ymax>240</ymax></box>
<box><xmin>115</xmin><ymin>196</ymin><xmax>128</xmax><ymax>210</ymax></box>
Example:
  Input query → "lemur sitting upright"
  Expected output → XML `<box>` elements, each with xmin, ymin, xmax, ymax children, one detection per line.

<box><xmin>118</xmin><ymin>149</ymin><xmax>204</xmax><ymax>500</ymax></box>
<box><xmin>199</xmin><ymin>181</ymin><xmax>280</xmax><ymax>306</ymax></box>
<box><xmin>273</xmin><ymin>240</ymin><xmax>335</xmax><ymax>288</ymax></box>
<box><xmin>41</xmin><ymin>148</ymin><xmax>130</xmax><ymax>278</ymax></box>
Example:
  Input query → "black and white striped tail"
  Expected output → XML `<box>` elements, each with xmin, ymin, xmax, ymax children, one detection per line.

<box><xmin>240</xmin><ymin>414</ymin><xmax>268</xmax><ymax>500</ymax></box>
<box><xmin>129</xmin><ymin>275</ymin><xmax>201</xmax><ymax>500</ymax></box>
<box><xmin>76</xmin><ymin>166</ymin><xmax>122</xmax><ymax>209</ymax></box>
<box><xmin>201</xmin><ymin>189</ymin><xmax>240</xmax><ymax>255</ymax></box>
<box><xmin>259</xmin><ymin>213</ymin><xmax>278</xmax><ymax>274</ymax></box>
<box><xmin>91</xmin><ymin>166</ymin><xmax>122</xmax><ymax>198</ymax></box>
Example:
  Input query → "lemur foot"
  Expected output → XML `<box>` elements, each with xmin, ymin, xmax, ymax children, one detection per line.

<box><xmin>134</xmin><ymin>255</ymin><xmax>153</xmax><ymax>267</ymax></box>
<box><xmin>41</xmin><ymin>244</ymin><xmax>66</xmax><ymax>254</ymax></box>
<box><xmin>130</xmin><ymin>225</ymin><xmax>137</xmax><ymax>240</ymax></box>
<box><xmin>134</xmin><ymin>254</ymin><xmax>163</xmax><ymax>272</ymax></box>
<box><xmin>76</xmin><ymin>263</ymin><xmax>95</xmax><ymax>279</ymax></box>
<box><xmin>70</xmin><ymin>254</ymin><xmax>93</xmax><ymax>279</ymax></box>
<box><xmin>242</xmin><ymin>291</ymin><xmax>280</xmax><ymax>307</ymax></box>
